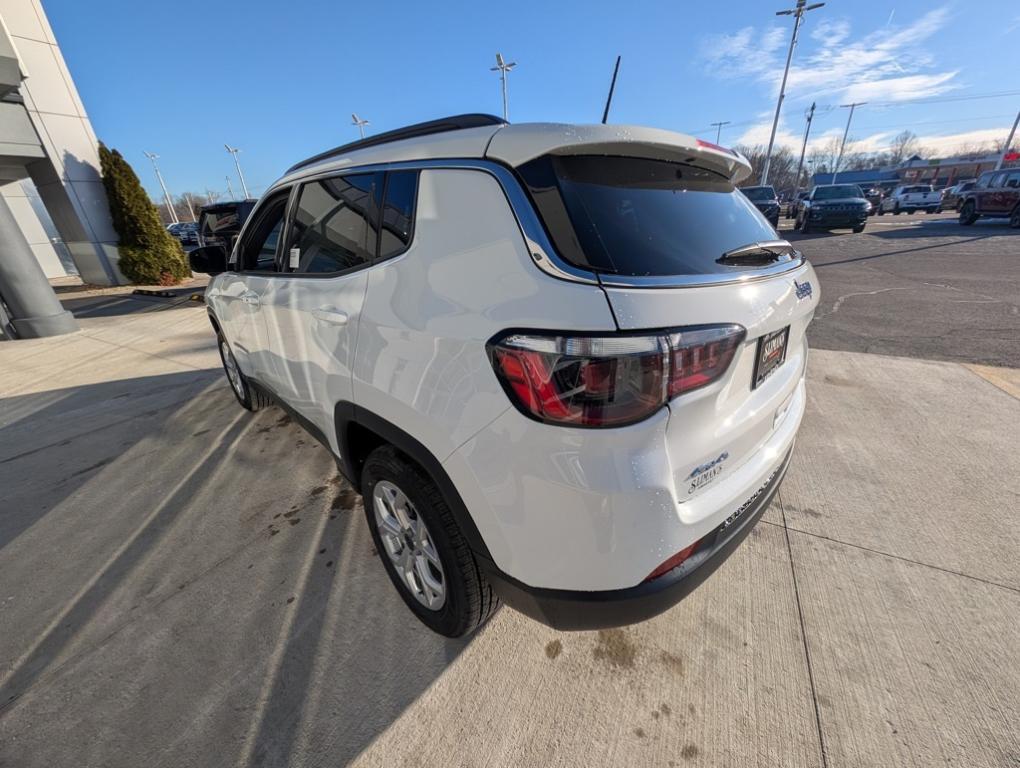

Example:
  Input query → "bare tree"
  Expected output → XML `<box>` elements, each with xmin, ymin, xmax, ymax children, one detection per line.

<box><xmin>733</xmin><ymin>145</ymin><xmax>799</xmax><ymax>193</ymax></box>
<box><xmin>888</xmin><ymin>130</ymin><xmax>921</xmax><ymax>166</ymax></box>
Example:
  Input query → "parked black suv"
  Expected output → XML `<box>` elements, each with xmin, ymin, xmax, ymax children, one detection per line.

<box><xmin>740</xmin><ymin>185</ymin><xmax>780</xmax><ymax>227</ymax></box>
<box><xmin>197</xmin><ymin>200</ymin><xmax>257</xmax><ymax>250</ymax></box>
<box><xmin>795</xmin><ymin>184</ymin><xmax>869</xmax><ymax>233</ymax></box>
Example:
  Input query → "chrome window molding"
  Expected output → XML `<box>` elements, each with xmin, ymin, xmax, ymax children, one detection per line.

<box><xmin>265</xmin><ymin>158</ymin><xmax>805</xmax><ymax>290</ymax></box>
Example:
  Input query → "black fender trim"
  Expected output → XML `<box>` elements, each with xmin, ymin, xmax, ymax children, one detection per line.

<box><xmin>334</xmin><ymin>401</ymin><xmax>493</xmax><ymax>561</ymax></box>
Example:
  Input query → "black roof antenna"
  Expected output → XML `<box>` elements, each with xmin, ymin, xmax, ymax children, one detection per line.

<box><xmin>602</xmin><ymin>56</ymin><xmax>621</xmax><ymax>124</ymax></box>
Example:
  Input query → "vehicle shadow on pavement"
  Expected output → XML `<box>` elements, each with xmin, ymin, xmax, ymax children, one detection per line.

<box><xmin>0</xmin><ymin>372</ymin><xmax>470</xmax><ymax>767</ymax></box>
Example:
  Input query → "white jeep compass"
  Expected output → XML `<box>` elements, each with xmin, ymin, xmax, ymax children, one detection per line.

<box><xmin>190</xmin><ymin>114</ymin><xmax>819</xmax><ymax>637</ymax></box>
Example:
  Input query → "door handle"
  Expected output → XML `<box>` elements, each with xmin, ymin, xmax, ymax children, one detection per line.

<box><xmin>312</xmin><ymin>307</ymin><xmax>349</xmax><ymax>326</ymax></box>
<box><xmin>240</xmin><ymin>291</ymin><xmax>260</xmax><ymax>306</ymax></box>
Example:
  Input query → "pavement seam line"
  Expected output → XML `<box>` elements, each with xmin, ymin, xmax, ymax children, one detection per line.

<box><xmin>760</xmin><ymin>519</ymin><xmax>1019</xmax><ymax>595</ymax></box>
<box><xmin>778</xmin><ymin>491</ymin><xmax>829</xmax><ymax>768</ymax></box>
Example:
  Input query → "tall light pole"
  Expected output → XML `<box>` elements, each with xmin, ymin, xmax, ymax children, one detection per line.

<box><xmin>761</xmin><ymin>0</ymin><xmax>825</xmax><ymax>185</ymax></box>
<box><xmin>225</xmin><ymin>176</ymin><xmax>235</xmax><ymax>200</ymax></box>
<box><xmin>351</xmin><ymin>113</ymin><xmax>370</xmax><ymax>139</ymax></box>
<box><xmin>794</xmin><ymin>102</ymin><xmax>816</xmax><ymax>191</ymax></box>
<box><xmin>710</xmin><ymin>121</ymin><xmax>731</xmax><ymax>145</ymax></box>
<box><xmin>143</xmin><ymin>151</ymin><xmax>178</xmax><ymax>224</ymax></box>
<box><xmin>224</xmin><ymin>144</ymin><xmax>250</xmax><ymax>199</ymax></box>
<box><xmin>832</xmin><ymin>101</ymin><xmax>865</xmax><ymax>183</ymax></box>
<box><xmin>490</xmin><ymin>52</ymin><xmax>517</xmax><ymax>122</ymax></box>
<box><xmin>994</xmin><ymin>109</ymin><xmax>1020</xmax><ymax>171</ymax></box>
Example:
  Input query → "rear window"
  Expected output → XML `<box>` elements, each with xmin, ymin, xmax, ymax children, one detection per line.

<box><xmin>518</xmin><ymin>155</ymin><xmax>777</xmax><ymax>277</ymax></box>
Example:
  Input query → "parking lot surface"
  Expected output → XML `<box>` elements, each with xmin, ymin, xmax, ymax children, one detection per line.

<box><xmin>785</xmin><ymin>212</ymin><xmax>1020</xmax><ymax>367</ymax></box>
<box><xmin>1</xmin><ymin>222</ymin><xmax>1018</xmax><ymax>767</ymax></box>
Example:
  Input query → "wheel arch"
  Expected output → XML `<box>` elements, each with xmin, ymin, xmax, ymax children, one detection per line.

<box><xmin>334</xmin><ymin>401</ymin><xmax>493</xmax><ymax>560</ymax></box>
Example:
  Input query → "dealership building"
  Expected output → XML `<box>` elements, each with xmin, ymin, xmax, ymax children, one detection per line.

<box><xmin>813</xmin><ymin>152</ymin><xmax>1016</xmax><ymax>189</ymax></box>
<box><xmin>1</xmin><ymin>0</ymin><xmax>123</xmax><ymax>338</ymax></box>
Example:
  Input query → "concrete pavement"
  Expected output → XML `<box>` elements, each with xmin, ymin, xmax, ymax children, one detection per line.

<box><xmin>1</xmin><ymin>297</ymin><xmax>1018</xmax><ymax>767</ymax></box>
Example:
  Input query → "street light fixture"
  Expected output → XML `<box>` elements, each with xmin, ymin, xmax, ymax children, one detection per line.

<box><xmin>761</xmin><ymin>0</ymin><xmax>825</xmax><ymax>186</ymax></box>
<box><xmin>490</xmin><ymin>52</ymin><xmax>517</xmax><ymax>122</ymax></box>
<box><xmin>710</xmin><ymin>121</ymin><xmax>731</xmax><ymax>145</ymax></box>
<box><xmin>224</xmin><ymin>144</ymin><xmax>250</xmax><ymax>200</ymax></box>
<box><xmin>351</xmin><ymin>113</ymin><xmax>370</xmax><ymax>139</ymax></box>
<box><xmin>832</xmin><ymin>102</ymin><xmax>866</xmax><ymax>183</ymax></box>
<box><xmin>143</xmin><ymin>151</ymin><xmax>178</xmax><ymax>224</ymax></box>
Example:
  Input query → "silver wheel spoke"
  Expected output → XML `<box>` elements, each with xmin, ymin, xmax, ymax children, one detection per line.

<box><xmin>371</xmin><ymin>479</ymin><xmax>446</xmax><ymax>611</ymax></box>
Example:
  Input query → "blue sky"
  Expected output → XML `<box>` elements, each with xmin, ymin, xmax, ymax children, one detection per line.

<box><xmin>44</xmin><ymin>0</ymin><xmax>1020</xmax><ymax>200</ymax></box>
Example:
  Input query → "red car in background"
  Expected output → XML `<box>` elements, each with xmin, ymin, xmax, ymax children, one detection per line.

<box><xmin>959</xmin><ymin>169</ymin><xmax>1020</xmax><ymax>227</ymax></box>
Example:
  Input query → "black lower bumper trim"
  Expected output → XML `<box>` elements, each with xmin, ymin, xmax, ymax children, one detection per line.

<box><xmin>479</xmin><ymin>447</ymin><xmax>794</xmax><ymax>631</ymax></box>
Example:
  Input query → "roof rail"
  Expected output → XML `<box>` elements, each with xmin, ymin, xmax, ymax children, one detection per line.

<box><xmin>286</xmin><ymin>113</ymin><xmax>506</xmax><ymax>174</ymax></box>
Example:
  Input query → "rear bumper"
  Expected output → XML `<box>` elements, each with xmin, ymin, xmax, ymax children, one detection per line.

<box><xmin>479</xmin><ymin>446</ymin><xmax>793</xmax><ymax>631</ymax></box>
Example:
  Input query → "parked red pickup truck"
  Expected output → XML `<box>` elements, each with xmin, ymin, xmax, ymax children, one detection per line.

<box><xmin>959</xmin><ymin>168</ymin><xmax>1020</xmax><ymax>227</ymax></box>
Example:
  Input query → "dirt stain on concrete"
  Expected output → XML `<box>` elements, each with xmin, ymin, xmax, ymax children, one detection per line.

<box><xmin>660</xmin><ymin>703</ymin><xmax>671</xmax><ymax>716</ymax></box>
<box><xmin>276</xmin><ymin>414</ymin><xmax>292</xmax><ymax>427</ymax></box>
<box><xmin>545</xmin><ymin>640</ymin><xmax>562</xmax><ymax>660</ymax></box>
<box><xmin>661</xmin><ymin>651</ymin><xmax>685</xmax><ymax>675</ymax></box>
<box><xmin>634</xmin><ymin>727</ymin><xmax>646</xmax><ymax>738</ymax></box>
<box><xmin>309</xmin><ymin>485</ymin><xmax>328</xmax><ymax>497</ymax></box>
<box><xmin>593</xmin><ymin>629</ymin><xmax>637</xmax><ymax>669</ymax></box>
<box><xmin>681</xmin><ymin>744</ymin><xmax>699</xmax><ymax>760</ymax></box>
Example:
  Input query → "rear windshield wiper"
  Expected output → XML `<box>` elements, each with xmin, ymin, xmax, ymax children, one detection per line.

<box><xmin>717</xmin><ymin>240</ymin><xmax>797</xmax><ymax>267</ymax></box>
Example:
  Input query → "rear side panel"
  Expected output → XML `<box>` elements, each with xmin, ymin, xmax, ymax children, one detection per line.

<box><xmin>352</xmin><ymin>168</ymin><xmax>617</xmax><ymax>467</ymax></box>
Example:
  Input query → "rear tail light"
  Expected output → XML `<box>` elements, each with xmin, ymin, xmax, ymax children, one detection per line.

<box><xmin>488</xmin><ymin>324</ymin><xmax>745</xmax><ymax>428</ymax></box>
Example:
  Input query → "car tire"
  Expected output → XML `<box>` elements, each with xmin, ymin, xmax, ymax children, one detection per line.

<box><xmin>877</xmin><ymin>206</ymin><xmax>885</xmax><ymax>216</ymax></box>
<box><xmin>893</xmin><ymin>204</ymin><xmax>901</xmax><ymax>215</ymax></box>
<box><xmin>799</xmin><ymin>216</ymin><xmax>811</xmax><ymax>234</ymax></box>
<box><xmin>362</xmin><ymin>445</ymin><xmax>500</xmax><ymax>638</ymax></box>
<box><xmin>217</xmin><ymin>332</ymin><xmax>271</xmax><ymax>411</ymax></box>
<box><xmin>1010</xmin><ymin>205</ymin><xmax>1020</xmax><ymax>229</ymax></box>
<box><xmin>959</xmin><ymin>201</ymin><xmax>978</xmax><ymax>226</ymax></box>
<box><xmin>908</xmin><ymin>209</ymin><xmax>916</xmax><ymax>215</ymax></box>
<box><xmin>853</xmin><ymin>224</ymin><xmax>865</xmax><ymax>233</ymax></box>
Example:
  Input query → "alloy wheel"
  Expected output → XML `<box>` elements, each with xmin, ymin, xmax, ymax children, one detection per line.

<box><xmin>221</xmin><ymin>339</ymin><xmax>245</xmax><ymax>398</ymax></box>
<box><xmin>372</xmin><ymin>480</ymin><xmax>446</xmax><ymax>610</ymax></box>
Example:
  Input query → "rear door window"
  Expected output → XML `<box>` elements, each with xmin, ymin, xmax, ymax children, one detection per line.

<box><xmin>378</xmin><ymin>171</ymin><xmax>418</xmax><ymax>261</ymax></box>
<box><xmin>518</xmin><ymin>155</ymin><xmax>778</xmax><ymax>277</ymax></box>
<box><xmin>290</xmin><ymin>173</ymin><xmax>382</xmax><ymax>274</ymax></box>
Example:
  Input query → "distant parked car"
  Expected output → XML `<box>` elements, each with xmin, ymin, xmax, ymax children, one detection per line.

<box><xmin>958</xmin><ymin>169</ymin><xmax>1020</xmax><ymax>227</ymax></box>
<box><xmin>167</xmin><ymin>221</ymin><xmax>199</xmax><ymax>246</ymax></box>
<box><xmin>740</xmin><ymin>185</ymin><xmax>780</xmax><ymax>227</ymax></box>
<box><xmin>861</xmin><ymin>187</ymin><xmax>884</xmax><ymax>216</ymax></box>
<box><xmin>785</xmin><ymin>190</ymin><xmax>809</xmax><ymax>219</ymax></box>
<box><xmin>795</xmin><ymin>184</ymin><xmax>869</xmax><ymax>233</ymax></box>
<box><xmin>198</xmin><ymin>200</ymin><xmax>257</xmax><ymax>250</ymax></box>
<box><xmin>878</xmin><ymin>185</ymin><xmax>940</xmax><ymax>215</ymax></box>
<box><xmin>938</xmin><ymin>180</ymin><xmax>977</xmax><ymax>212</ymax></box>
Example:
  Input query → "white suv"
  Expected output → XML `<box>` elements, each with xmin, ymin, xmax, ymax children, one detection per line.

<box><xmin>191</xmin><ymin>115</ymin><xmax>819</xmax><ymax>637</ymax></box>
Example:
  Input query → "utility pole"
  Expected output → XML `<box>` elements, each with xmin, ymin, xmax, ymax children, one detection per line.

<box><xmin>490</xmin><ymin>52</ymin><xmax>517</xmax><ymax>122</ymax></box>
<box><xmin>832</xmin><ymin>101</ymin><xmax>865</xmax><ymax>183</ymax></box>
<box><xmin>143</xmin><ymin>151</ymin><xmax>178</xmax><ymax>224</ymax></box>
<box><xmin>184</xmin><ymin>193</ymin><xmax>197</xmax><ymax>222</ymax></box>
<box><xmin>225</xmin><ymin>176</ymin><xmax>236</xmax><ymax>200</ymax></box>
<box><xmin>224</xmin><ymin>144</ymin><xmax>250</xmax><ymax>199</ymax></box>
<box><xmin>710</xmin><ymin>121</ymin><xmax>731</xmax><ymax>145</ymax></box>
<box><xmin>994</xmin><ymin>109</ymin><xmax>1020</xmax><ymax>170</ymax></box>
<box><xmin>351</xmin><ymin>113</ymin><xmax>370</xmax><ymax>139</ymax></box>
<box><xmin>602</xmin><ymin>56</ymin><xmax>621</xmax><ymax>124</ymax></box>
<box><xmin>793</xmin><ymin>102</ymin><xmax>816</xmax><ymax>191</ymax></box>
<box><xmin>761</xmin><ymin>0</ymin><xmax>825</xmax><ymax>185</ymax></box>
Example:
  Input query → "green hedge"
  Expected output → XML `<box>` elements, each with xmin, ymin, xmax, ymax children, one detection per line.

<box><xmin>99</xmin><ymin>144</ymin><xmax>190</xmax><ymax>285</ymax></box>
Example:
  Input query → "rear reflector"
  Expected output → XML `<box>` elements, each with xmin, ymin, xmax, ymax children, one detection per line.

<box><xmin>488</xmin><ymin>325</ymin><xmax>745</xmax><ymax>428</ymax></box>
<box><xmin>645</xmin><ymin>539</ymin><xmax>701</xmax><ymax>582</ymax></box>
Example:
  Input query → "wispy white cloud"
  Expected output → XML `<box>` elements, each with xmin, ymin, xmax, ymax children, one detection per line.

<box><xmin>701</xmin><ymin>6</ymin><xmax>959</xmax><ymax>104</ymax></box>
